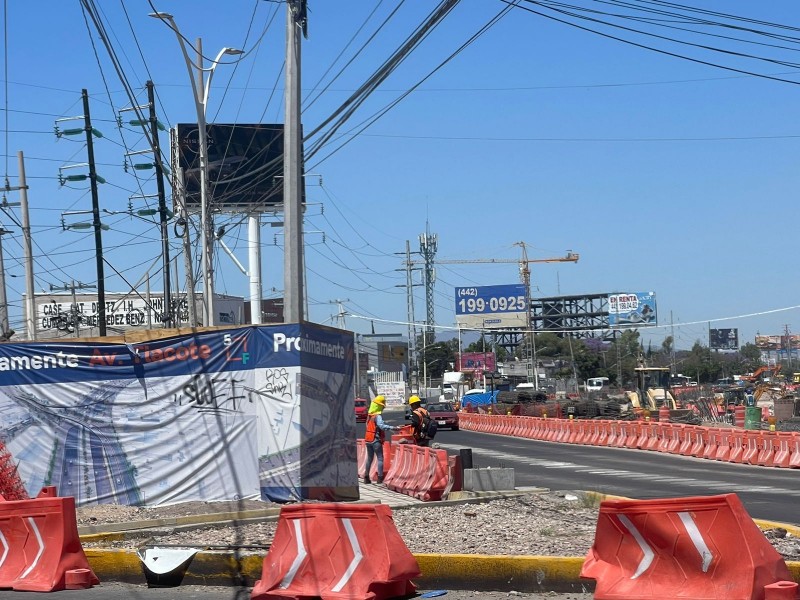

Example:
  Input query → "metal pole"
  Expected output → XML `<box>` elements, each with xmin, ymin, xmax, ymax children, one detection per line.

<box><xmin>173</xmin><ymin>256</ymin><xmax>181</xmax><ymax>327</ymax></box>
<box><xmin>83</xmin><ymin>89</ymin><xmax>106</xmax><ymax>336</ymax></box>
<box><xmin>0</xmin><ymin>228</ymin><xmax>9</xmax><ymax>338</ymax></box>
<box><xmin>18</xmin><ymin>152</ymin><xmax>35</xmax><ymax>340</ymax></box>
<box><xmin>174</xmin><ymin>165</ymin><xmax>197</xmax><ymax>327</ymax></box>
<box><xmin>283</xmin><ymin>1</ymin><xmax>304</xmax><ymax>322</ymax></box>
<box><xmin>147</xmin><ymin>81</ymin><xmax>172</xmax><ymax>328</ymax></box>
<box><xmin>70</xmin><ymin>280</ymin><xmax>79</xmax><ymax>338</ymax></box>
<box><xmin>249</xmin><ymin>213</ymin><xmax>262</xmax><ymax>324</ymax></box>
<box><xmin>196</xmin><ymin>38</ymin><xmax>215</xmax><ymax>326</ymax></box>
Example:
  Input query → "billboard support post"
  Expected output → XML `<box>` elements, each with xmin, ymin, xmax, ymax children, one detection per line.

<box><xmin>249</xmin><ymin>214</ymin><xmax>262</xmax><ymax>324</ymax></box>
<box><xmin>283</xmin><ymin>2</ymin><xmax>305</xmax><ymax>322</ymax></box>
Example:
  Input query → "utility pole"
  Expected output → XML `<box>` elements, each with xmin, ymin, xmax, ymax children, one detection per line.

<box><xmin>396</xmin><ymin>240</ymin><xmax>422</xmax><ymax>391</ymax></box>
<box><xmin>419</xmin><ymin>226</ymin><xmax>437</xmax><ymax>347</ymax></box>
<box><xmin>146</xmin><ymin>81</ymin><xmax>172</xmax><ymax>328</ymax></box>
<box><xmin>0</xmin><ymin>227</ymin><xmax>11</xmax><ymax>339</ymax></box>
<box><xmin>283</xmin><ymin>0</ymin><xmax>307</xmax><ymax>323</ymax></box>
<box><xmin>173</xmin><ymin>165</ymin><xmax>197</xmax><ymax>327</ymax></box>
<box><xmin>328</xmin><ymin>299</ymin><xmax>349</xmax><ymax>329</ymax></box>
<box><xmin>17</xmin><ymin>152</ymin><xmax>35</xmax><ymax>340</ymax></box>
<box><xmin>83</xmin><ymin>89</ymin><xmax>107</xmax><ymax>336</ymax></box>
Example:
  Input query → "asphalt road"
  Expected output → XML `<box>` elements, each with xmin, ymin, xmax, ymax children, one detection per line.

<box><xmin>432</xmin><ymin>426</ymin><xmax>800</xmax><ymax>525</ymax></box>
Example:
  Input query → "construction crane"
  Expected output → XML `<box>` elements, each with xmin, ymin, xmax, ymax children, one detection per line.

<box><xmin>436</xmin><ymin>243</ymin><xmax>579</xmax><ymax>387</ymax></box>
<box><xmin>435</xmin><ymin>250</ymin><xmax>579</xmax><ymax>267</ymax></box>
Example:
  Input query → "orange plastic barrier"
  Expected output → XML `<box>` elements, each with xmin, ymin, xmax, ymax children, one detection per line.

<box><xmin>791</xmin><ymin>434</ymin><xmax>800</xmax><ymax>468</ymax></box>
<box><xmin>251</xmin><ymin>503</ymin><xmax>420</xmax><ymax>600</ymax></box>
<box><xmin>728</xmin><ymin>430</ymin><xmax>745</xmax><ymax>464</ymax></box>
<box><xmin>702</xmin><ymin>428</ymin><xmax>720</xmax><ymax>460</ymax></box>
<box><xmin>357</xmin><ymin>439</ymin><xmax>395</xmax><ymax>483</ymax></box>
<box><xmin>714</xmin><ymin>429</ymin><xmax>732</xmax><ymax>461</ymax></box>
<box><xmin>581</xmin><ymin>494</ymin><xmax>792</xmax><ymax>600</ymax></box>
<box><xmin>665</xmin><ymin>424</ymin><xmax>683</xmax><ymax>454</ymax></box>
<box><xmin>742</xmin><ymin>431</ymin><xmax>762</xmax><ymax>465</ymax></box>
<box><xmin>764</xmin><ymin>580</ymin><xmax>798</xmax><ymax>599</ymax></box>
<box><xmin>757</xmin><ymin>433</ymin><xmax>776</xmax><ymax>467</ymax></box>
<box><xmin>0</xmin><ymin>486</ymin><xmax>99</xmax><ymax>592</ymax></box>
<box><xmin>622</xmin><ymin>422</ymin><xmax>639</xmax><ymax>449</ymax></box>
<box><xmin>414</xmin><ymin>447</ymin><xmax>450</xmax><ymax>501</ymax></box>
<box><xmin>773</xmin><ymin>433</ymin><xmax>792</xmax><ymax>468</ymax></box>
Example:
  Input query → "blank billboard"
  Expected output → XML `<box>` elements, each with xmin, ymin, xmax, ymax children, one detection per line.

<box><xmin>709</xmin><ymin>328</ymin><xmax>738</xmax><ymax>350</ymax></box>
<box><xmin>174</xmin><ymin>123</ymin><xmax>288</xmax><ymax>209</ymax></box>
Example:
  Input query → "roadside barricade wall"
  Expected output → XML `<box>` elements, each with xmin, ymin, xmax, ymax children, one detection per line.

<box><xmin>457</xmin><ymin>412</ymin><xmax>800</xmax><ymax>471</ymax></box>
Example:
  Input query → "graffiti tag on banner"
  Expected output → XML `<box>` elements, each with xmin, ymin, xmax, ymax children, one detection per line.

<box><xmin>376</xmin><ymin>381</ymin><xmax>406</xmax><ymax>407</ymax></box>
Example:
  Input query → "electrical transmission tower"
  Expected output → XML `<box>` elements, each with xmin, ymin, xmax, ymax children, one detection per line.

<box><xmin>419</xmin><ymin>226</ymin><xmax>437</xmax><ymax>347</ymax></box>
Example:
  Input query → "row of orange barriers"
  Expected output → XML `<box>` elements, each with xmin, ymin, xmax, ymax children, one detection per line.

<box><xmin>356</xmin><ymin>440</ymin><xmax>455</xmax><ymax>501</ymax></box>
<box><xmin>459</xmin><ymin>413</ymin><xmax>800</xmax><ymax>468</ymax></box>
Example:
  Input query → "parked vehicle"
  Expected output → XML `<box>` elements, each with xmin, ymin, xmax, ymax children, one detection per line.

<box><xmin>425</xmin><ymin>401</ymin><xmax>459</xmax><ymax>431</ymax></box>
<box><xmin>354</xmin><ymin>398</ymin><xmax>368</xmax><ymax>423</ymax></box>
<box><xmin>586</xmin><ymin>377</ymin><xmax>610</xmax><ymax>393</ymax></box>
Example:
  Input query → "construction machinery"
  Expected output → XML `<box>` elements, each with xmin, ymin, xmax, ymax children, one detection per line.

<box><xmin>740</xmin><ymin>364</ymin><xmax>782</xmax><ymax>383</ymax></box>
<box><xmin>625</xmin><ymin>366</ymin><xmax>678</xmax><ymax>411</ymax></box>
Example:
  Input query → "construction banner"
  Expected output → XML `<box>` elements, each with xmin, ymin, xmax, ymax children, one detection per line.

<box><xmin>0</xmin><ymin>323</ymin><xmax>355</xmax><ymax>506</ymax></box>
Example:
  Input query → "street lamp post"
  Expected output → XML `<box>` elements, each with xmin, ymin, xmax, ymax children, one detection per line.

<box><xmin>149</xmin><ymin>12</ymin><xmax>242</xmax><ymax>326</ymax></box>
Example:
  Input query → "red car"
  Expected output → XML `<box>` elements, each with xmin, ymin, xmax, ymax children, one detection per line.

<box><xmin>354</xmin><ymin>398</ymin><xmax>369</xmax><ymax>423</ymax></box>
<box><xmin>426</xmin><ymin>401</ymin><xmax>459</xmax><ymax>430</ymax></box>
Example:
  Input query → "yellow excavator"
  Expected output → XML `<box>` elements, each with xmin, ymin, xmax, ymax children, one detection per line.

<box><xmin>625</xmin><ymin>366</ymin><xmax>679</xmax><ymax>411</ymax></box>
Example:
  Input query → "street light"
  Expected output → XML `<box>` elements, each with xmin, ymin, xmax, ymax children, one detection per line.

<box><xmin>149</xmin><ymin>11</ymin><xmax>243</xmax><ymax>326</ymax></box>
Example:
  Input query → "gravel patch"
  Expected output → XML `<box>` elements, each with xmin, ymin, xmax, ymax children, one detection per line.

<box><xmin>76</xmin><ymin>491</ymin><xmax>800</xmax><ymax>562</ymax></box>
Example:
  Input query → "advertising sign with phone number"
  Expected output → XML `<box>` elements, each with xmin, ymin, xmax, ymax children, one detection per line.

<box><xmin>455</xmin><ymin>284</ymin><xmax>528</xmax><ymax>330</ymax></box>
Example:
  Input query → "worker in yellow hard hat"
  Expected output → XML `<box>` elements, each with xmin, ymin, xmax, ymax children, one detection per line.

<box><xmin>363</xmin><ymin>395</ymin><xmax>398</xmax><ymax>484</ymax></box>
<box><xmin>408</xmin><ymin>395</ymin><xmax>432</xmax><ymax>447</ymax></box>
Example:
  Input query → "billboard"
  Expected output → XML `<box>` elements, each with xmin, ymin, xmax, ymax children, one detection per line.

<box><xmin>608</xmin><ymin>292</ymin><xmax>657</xmax><ymax>327</ymax></box>
<box><xmin>455</xmin><ymin>284</ymin><xmax>528</xmax><ymax>330</ymax></box>
<box><xmin>456</xmin><ymin>352</ymin><xmax>496</xmax><ymax>375</ymax></box>
<box><xmin>28</xmin><ymin>292</ymin><xmax>244</xmax><ymax>338</ymax></box>
<box><xmin>709</xmin><ymin>328</ymin><xmax>739</xmax><ymax>350</ymax></box>
<box><xmin>174</xmin><ymin>123</ymin><xmax>288</xmax><ymax>209</ymax></box>
<box><xmin>377</xmin><ymin>342</ymin><xmax>407</xmax><ymax>373</ymax></box>
<box><xmin>755</xmin><ymin>334</ymin><xmax>800</xmax><ymax>350</ymax></box>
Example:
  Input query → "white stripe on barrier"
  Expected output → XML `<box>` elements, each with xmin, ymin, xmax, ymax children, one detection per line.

<box><xmin>279</xmin><ymin>520</ymin><xmax>307</xmax><ymax>589</ymax></box>
<box><xmin>0</xmin><ymin>529</ymin><xmax>7</xmax><ymax>569</ymax></box>
<box><xmin>618</xmin><ymin>514</ymin><xmax>654</xmax><ymax>579</ymax></box>
<box><xmin>19</xmin><ymin>517</ymin><xmax>44</xmax><ymax>579</ymax></box>
<box><xmin>331</xmin><ymin>518</ymin><xmax>363</xmax><ymax>593</ymax></box>
<box><xmin>678</xmin><ymin>512</ymin><xmax>713</xmax><ymax>572</ymax></box>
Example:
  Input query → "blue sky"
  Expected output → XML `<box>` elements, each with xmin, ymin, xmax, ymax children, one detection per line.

<box><xmin>2</xmin><ymin>1</ymin><xmax>800</xmax><ymax>350</ymax></box>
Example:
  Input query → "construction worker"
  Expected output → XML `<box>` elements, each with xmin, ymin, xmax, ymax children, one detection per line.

<box><xmin>408</xmin><ymin>395</ymin><xmax>431</xmax><ymax>447</ymax></box>
<box><xmin>363</xmin><ymin>396</ymin><xmax>398</xmax><ymax>484</ymax></box>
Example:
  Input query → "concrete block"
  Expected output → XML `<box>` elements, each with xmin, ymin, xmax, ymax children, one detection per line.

<box><xmin>463</xmin><ymin>468</ymin><xmax>515</xmax><ymax>492</ymax></box>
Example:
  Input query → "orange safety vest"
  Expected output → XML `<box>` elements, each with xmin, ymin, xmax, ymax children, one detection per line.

<box><xmin>365</xmin><ymin>414</ymin><xmax>385</xmax><ymax>443</ymax></box>
<box><xmin>412</xmin><ymin>407</ymin><xmax>429</xmax><ymax>441</ymax></box>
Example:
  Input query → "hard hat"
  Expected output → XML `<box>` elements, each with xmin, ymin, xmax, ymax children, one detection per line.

<box><xmin>408</xmin><ymin>395</ymin><xmax>421</xmax><ymax>405</ymax></box>
<box><xmin>372</xmin><ymin>395</ymin><xmax>386</xmax><ymax>407</ymax></box>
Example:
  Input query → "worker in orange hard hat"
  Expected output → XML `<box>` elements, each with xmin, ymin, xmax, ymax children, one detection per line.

<box><xmin>363</xmin><ymin>395</ymin><xmax>398</xmax><ymax>484</ymax></box>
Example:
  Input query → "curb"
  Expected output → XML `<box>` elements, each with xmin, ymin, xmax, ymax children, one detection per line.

<box><xmin>83</xmin><ymin>550</ymin><xmax>800</xmax><ymax>591</ymax></box>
